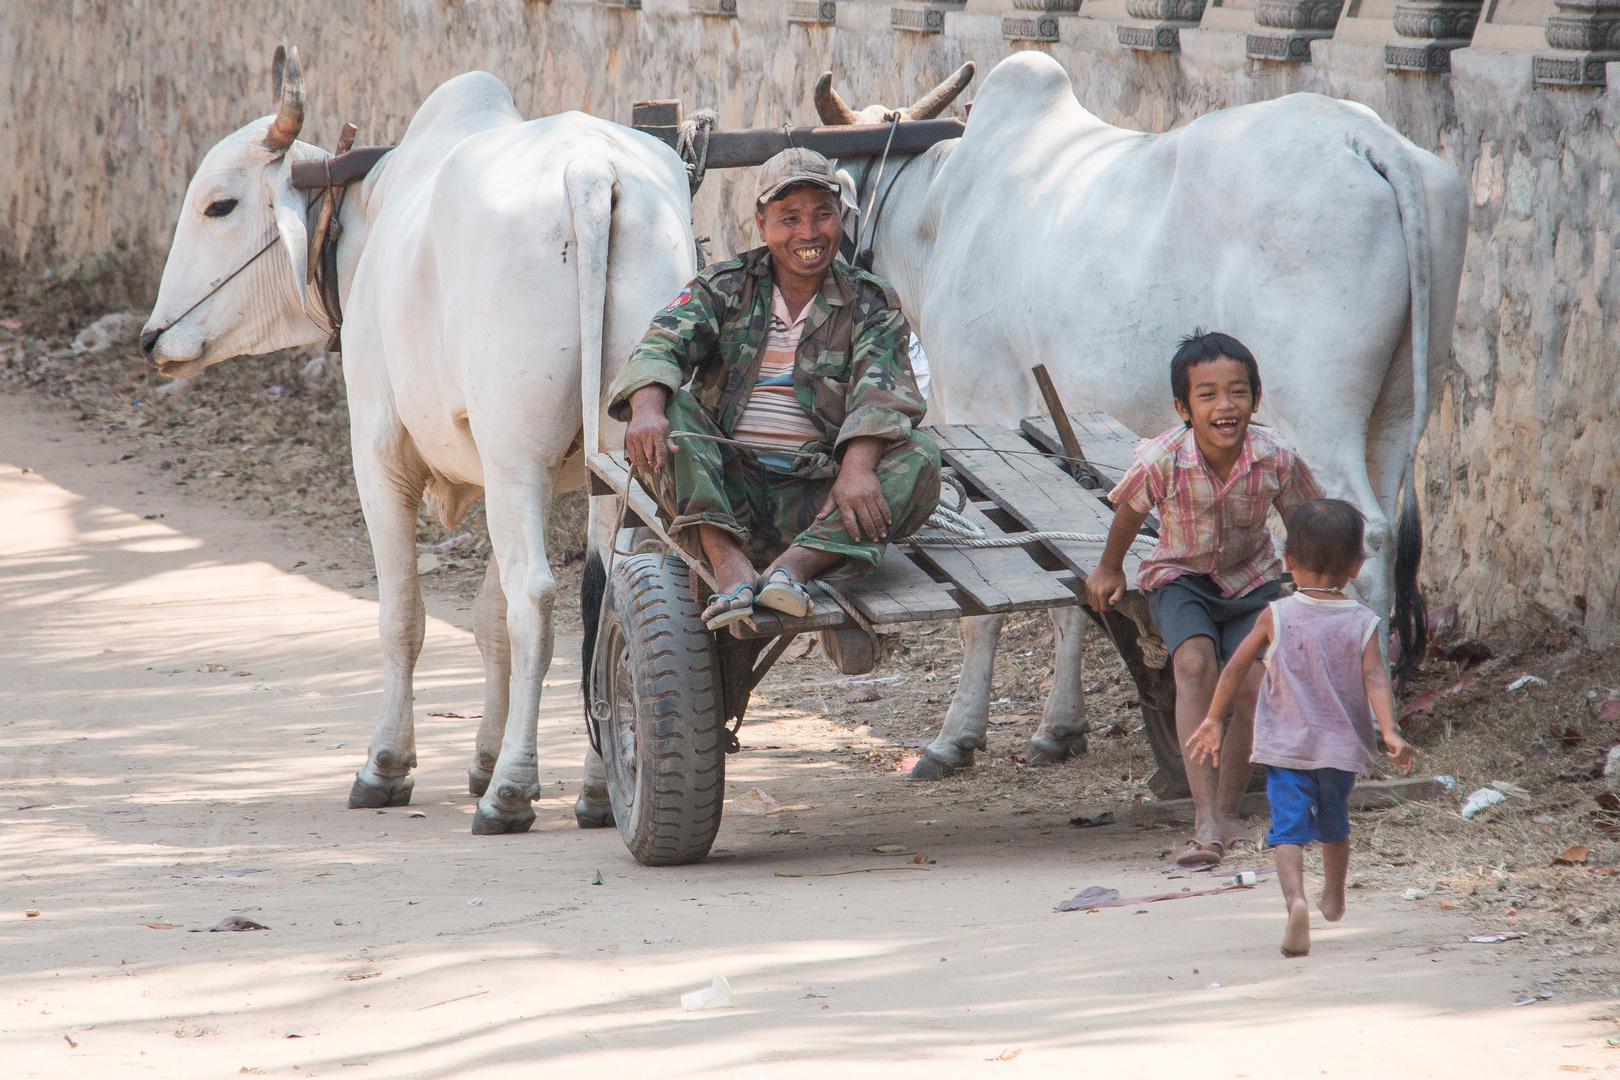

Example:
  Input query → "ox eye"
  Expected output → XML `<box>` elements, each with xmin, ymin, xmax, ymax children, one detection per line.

<box><xmin>204</xmin><ymin>198</ymin><xmax>238</xmax><ymax>218</ymax></box>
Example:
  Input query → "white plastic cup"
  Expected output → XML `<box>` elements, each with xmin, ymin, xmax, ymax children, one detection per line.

<box><xmin>1232</xmin><ymin>871</ymin><xmax>1257</xmax><ymax>886</ymax></box>
<box><xmin>681</xmin><ymin>975</ymin><xmax>734</xmax><ymax>1011</ymax></box>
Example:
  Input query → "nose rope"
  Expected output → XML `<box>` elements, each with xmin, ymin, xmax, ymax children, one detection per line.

<box><xmin>854</xmin><ymin>114</ymin><xmax>901</xmax><ymax>272</ymax></box>
<box><xmin>141</xmin><ymin>229</ymin><xmax>282</xmax><ymax>352</ymax></box>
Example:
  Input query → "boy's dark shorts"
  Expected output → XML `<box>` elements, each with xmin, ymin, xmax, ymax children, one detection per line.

<box><xmin>1147</xmin><ymin>573</ymin><xmax>1284</xmax><ymax>665</ymax></box>
<box><xmin>1265</xmin><ymin>765</ymin><xmax>1357</xmax><ymax>846</ymax></box>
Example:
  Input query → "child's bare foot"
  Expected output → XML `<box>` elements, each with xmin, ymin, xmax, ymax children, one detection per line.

<box><xmin>1319</xmin><ymin>885</ymin><xmax>1345</xmax><ymax>923</ymax></box>
<box><xmin>1282</xmin><ymin>899</ymin><xmax>1311</xmax><ymax>957</ymax></box>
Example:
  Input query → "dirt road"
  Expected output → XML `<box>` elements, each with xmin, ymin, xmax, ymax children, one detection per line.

<box><xmin>0</xmin><ymin>391</ymin><xmax>1606</xmax><ymax>1078</ymax></box>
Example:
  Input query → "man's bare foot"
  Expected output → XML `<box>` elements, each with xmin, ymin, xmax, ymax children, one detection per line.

<box><xmin>1282</xmin><ymin>899</ymin><xmax>1311</xmax><ymax>957</ymax></box>
<box><xmin>1320</xmin><ymin>885</ymin><xmax>1346</xmax><ymax>923</ymax></box>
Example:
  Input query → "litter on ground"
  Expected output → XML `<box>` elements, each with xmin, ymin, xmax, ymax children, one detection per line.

<box><xmin>681</xmin><ymin>976</ymin><xmax>734</xmax><ymax>1011</ymax></box>
<box><xmin>731</xmin><ymin>789</ymin><xmax>779</xmax><ymax>815</ymax></box>
<box><xmin>1459</xmin><ymin>788</ymin><xmax>1506</xmax><ymax>819</ymax></box>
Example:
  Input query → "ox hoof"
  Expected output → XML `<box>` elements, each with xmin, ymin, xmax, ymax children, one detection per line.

<box><xmin>468</xmin><ymin>766</ymin><xmax>493</xmax><ymax>798</ymax></box>
<box><xmin>574</xmin><ymin>795</ymin><xmax>616</xmax><ymax>829</ymax></box>
<box><xmin>471</xmin><ymin>802</ymin><xmax>537</xmax><ymax>835</ymax></box>
<box><xmin>909</xmin><ymin>748</ymin><xmax>974</xmax><ymax>782</ymax></box>
<box><xmin>348</xmin><ymin>773</ymin><xmax>413</xmax><ymax>809</ymax></box>
<box><xmin>1025</xmin><ymin>734</ymin><xmax>1085</xmax><ymax>766</ymax></box>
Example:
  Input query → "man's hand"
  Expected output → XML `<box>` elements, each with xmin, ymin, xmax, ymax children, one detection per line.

<box><xmin>817</xmin><ymin>437</ymin><xmax>891</xmax><ymax>543</ymax></box>
<box><xmin>1384</xmin><ymin>732</ymin><xmax>1414</xmax><ymax>775</ymax></box>
<box><xmin>624</xmin><ymin>385</ymin><xmax>676</xmax><ymax>474</ymax></box>
<box><xmin>1183</xmin><ymin>717</ymin><xmax>1224</xmax><ymax>768</ymax></box>
<box><xmin>1085</xmin><ymin>567</ymin><xmax>1128</xmax><ymax>612</ymax></box>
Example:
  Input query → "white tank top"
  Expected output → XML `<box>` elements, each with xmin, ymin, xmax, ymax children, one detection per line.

<box><xmin>1250</xmin><ymin>592</ymin><xmax>1382</xmax><ymax>775</ymax></box>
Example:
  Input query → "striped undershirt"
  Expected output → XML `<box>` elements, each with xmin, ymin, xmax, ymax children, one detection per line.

<box><xmin>732</xmin><ymin>286</ymin><xmax>824</xmax><ymax>467</ymax></box>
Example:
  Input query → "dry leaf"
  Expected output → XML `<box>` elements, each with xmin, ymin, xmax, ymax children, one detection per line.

<box><xmin>1554</xmin><ymin>844</ymin><xmax>1591</xmax><ymax>866</ymax></box>
<box><xmin>986</xmin><ymin>1049</ymin><xmax>1021</xmax><ymax>1062</ymax></box>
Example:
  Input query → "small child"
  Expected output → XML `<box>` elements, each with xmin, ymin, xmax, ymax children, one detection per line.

<box><xmin>1185</xmin><ymin>498</ymin><xmax>1414</xmax><ymax>958</ymax></box>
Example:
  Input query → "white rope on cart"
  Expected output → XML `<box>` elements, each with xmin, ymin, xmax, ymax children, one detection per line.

<box><xmin>908</xmin><ymin>474</ymin><xmax>1155</xmax><ymax>552</ymax></box>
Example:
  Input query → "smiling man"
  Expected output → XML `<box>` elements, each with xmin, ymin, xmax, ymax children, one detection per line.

<box><xmin>608</xmin><ymin>148</ymin><xmax>940</xmax><ymax>630</ymax></box>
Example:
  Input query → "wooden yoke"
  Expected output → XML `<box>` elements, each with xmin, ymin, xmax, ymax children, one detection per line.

<box><xmin>630</xmin><ymin>102</ymin><xmax>964</xmax><ymax>170</ymax></box>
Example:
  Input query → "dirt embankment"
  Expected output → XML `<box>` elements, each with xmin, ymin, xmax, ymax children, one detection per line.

<box><xmin>5</xmin><ymin>287</ymin><xmax>1620</xmax><ymax>995</ymax></box>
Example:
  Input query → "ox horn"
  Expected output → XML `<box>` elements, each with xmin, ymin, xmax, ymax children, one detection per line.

<box><xmin>813</xmin><ymin>72</ymin><xmax>859</xmax><ymax>127</ymax></box>
<box><xmin>264</xmin><ymin>45</ymin><xmax>305</xmax><ymax>152</ymax></box>
<box><xmin>902</xmin><ymin>62</ymin><xmax>975</xmax><ymax>121</ymax></box>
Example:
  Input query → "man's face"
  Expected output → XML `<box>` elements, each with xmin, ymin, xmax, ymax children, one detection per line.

<box><xmin>755</xmin><ymin>186</ymin><xmax>842</xmax><ymax>282</ymax></box>
<box><xmin>1173</xmin><ymin>356</ymin><xmax>1258</xmax><ymax>455</ymax></box>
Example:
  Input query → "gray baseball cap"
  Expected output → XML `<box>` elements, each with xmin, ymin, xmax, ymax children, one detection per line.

<box><xmin>756</xmin><ymin>147</ymin><xmax>839</xmax><ymax>206</ymax></box>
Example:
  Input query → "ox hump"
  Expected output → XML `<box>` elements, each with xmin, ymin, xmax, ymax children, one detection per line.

<box><xmin>969</xmin><ymin>52</ymin><xmax>1078</xmax><ymax>130</ymax></box>
<box><xmin>401</xmin><ymin>71</ymin><xmax>522</xmax><ymax>144</ymax></box>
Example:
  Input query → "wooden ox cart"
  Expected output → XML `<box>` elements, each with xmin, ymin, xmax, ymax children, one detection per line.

<box><xmin>583</xmin><ymin>110</ymin><xmax>1183</xmax><ymax>867</ymax></box>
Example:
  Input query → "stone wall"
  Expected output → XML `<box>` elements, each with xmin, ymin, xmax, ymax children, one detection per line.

<box><xmin>2</xmin><ymin>0</ymin><xmax>1615</xmax><ymax>642</ymax></box>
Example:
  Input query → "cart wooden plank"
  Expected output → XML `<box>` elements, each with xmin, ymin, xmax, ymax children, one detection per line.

<box><xmin>1020</xmin><ymin>410</ymin><xmax>1141</xmax><ymax>481</ymax></box>
<box><xmin>828</xmin><ymin>547</ymin><xmax>962</xmax><ymax>627</ymax></box>
<box><xmin>1020</xmin><ymin>412</ymin><xmax>1161</xmax><ymax>534</ymax></box>
<box><xmin>743</xmin><ymin>586</ymin><xmax>849</xmax><ymax>638</ymax></box>
<box><xmin>932</xmin><ymin>424</ymin><xmax>1142</xmax><ymax>587</ymax></box>
<box><xmin>901</xmin><ymin>483</ymin><xmax>1080</xmax><ymax>614</ymax></box>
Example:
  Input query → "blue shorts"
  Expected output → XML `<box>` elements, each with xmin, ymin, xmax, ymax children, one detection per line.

<box><xmin>1265</xmin><ymin>766</ymin><xmax>1356</xmax><ymax>846</ymax></box>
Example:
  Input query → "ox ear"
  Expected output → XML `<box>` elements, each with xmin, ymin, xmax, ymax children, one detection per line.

<box><xmin>833</xmin><ymin>166</ymin><xmax>860</xmax><ymax>215</ymax></box>
<box><xmin>272</xmin><ymin>183</ymin><xmax>309</xmax><ymax>309</ymax></box>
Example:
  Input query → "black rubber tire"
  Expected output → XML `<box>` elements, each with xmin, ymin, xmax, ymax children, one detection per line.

<box><xmin>592</xmin><ymin>552</ymin><xmax>726</xmax><ymax>866</ymax></box>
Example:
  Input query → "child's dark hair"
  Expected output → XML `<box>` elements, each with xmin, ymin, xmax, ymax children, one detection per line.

<box><xmin>1284</xmin><ymin>499</ymin><xmax>1367</xmax><ymax>577</ymax></box>
<box><xmin>1170</xmin><ymin>330</ymin><xmax>1262</xmax><ymax>413</ymax></box>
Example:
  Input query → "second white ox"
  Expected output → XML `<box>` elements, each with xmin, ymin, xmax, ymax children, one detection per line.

<box><xmin>822</xmin><ymin>52</ymin><xmax>1468</xmax><ymax>779</ymax></box>
<box><xmin>141</xmin><ymin>48</ymin><xmax>695</xmax><ymax>831</ymax></box>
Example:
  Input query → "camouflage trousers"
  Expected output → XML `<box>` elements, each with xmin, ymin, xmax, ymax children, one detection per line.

<box><xmin>632</xmin><ymin>388</ymin><xmax>942</xmax><ymax>572</ymax></box>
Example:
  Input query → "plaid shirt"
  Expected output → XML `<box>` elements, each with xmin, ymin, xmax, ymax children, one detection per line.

<box><xmin>1109</xmin><ymin>424</ymin><xmax>1322</xmax><ymax>598</ymax></box>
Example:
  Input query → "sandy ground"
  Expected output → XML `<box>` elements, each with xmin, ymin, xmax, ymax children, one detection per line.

<box><xmin>1</xmin><ymin>391</ymin><xmax>1614</xmax><ymax>1078</ymax></box>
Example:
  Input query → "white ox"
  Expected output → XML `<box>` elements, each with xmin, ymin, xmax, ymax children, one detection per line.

<box><xmin>820</xmin><ymin>52</ymin><xmax>1468</xmax><ymax>779</ymax></box>
<box><xmin>141</xmin><ymin>48</ymin><xmax>695</xmax><ymax>831</ymax></box>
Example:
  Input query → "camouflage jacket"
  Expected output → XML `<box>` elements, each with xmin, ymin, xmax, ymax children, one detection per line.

<box><xmin>607</xmin><ymin>247</ymin><xmax>925</xmax><ymax>453</ymax></box>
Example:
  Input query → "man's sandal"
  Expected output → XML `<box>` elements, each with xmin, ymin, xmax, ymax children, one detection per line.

<box><xmin>756</xmin><ymin>568</ymin><xmax>811</xmax><ymax>618</ymax></box>
<box><xmin>1174</xmin><ymin>839</ymin><xmax>1224</xmax><ymax>868</ymax></box>
<box><xmin>702</xmin><ymin>584</ymin><xmax>756</xmax><ymax>631</ymax></box>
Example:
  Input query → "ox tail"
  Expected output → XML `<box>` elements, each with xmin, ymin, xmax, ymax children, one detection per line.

<box><xmin>565</xmin><ymin>158</ymin><xmax>616</xmax><ymax>720</ymax></box>
<box><xmin>1360</xmin><ymin>131</ymin><xmax>1433</xmax><ymax>681</ymax></box>
<box><xmin>565</xmin><ymin>157</ymin><xmax>615</xmax><ymax>478</ymax></box>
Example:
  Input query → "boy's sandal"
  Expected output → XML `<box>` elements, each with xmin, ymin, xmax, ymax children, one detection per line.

<box><xmin>756</xmin><ymin>568</ymin><xmax>812</xmax><ymax>618</ymax></box>
<box><xmin>702</xmin><ymin>584</ymin><xmax>756</xmax><ymax>631</ymax></box>
<box><xmin>1174</xmin><ymin>839</ymin><xmax>1224</xmax><ymax>868</ymax></box>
